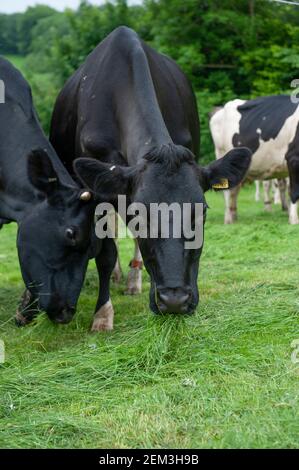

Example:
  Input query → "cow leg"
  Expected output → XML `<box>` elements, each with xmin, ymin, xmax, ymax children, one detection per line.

<box><xmin>108</xmin><ymin>211</ymin><xmax>122</xmax><ymax>284</ymax></box>
<box><xmin>112</xmin><ymin>245</ymin><xmax>123</xmax><ymax>284</ymax></box>
<box><xmin>224</xmin><ymin>184</ymin><xmax>241</xmax><ymax>224</ymax></box>
<box><xmin>263</xmin><ymin>180</ymin><xmax>272</xmax><ymax>212</ymax></box>
<box><xmin>91</xmin><ymin>237</ymin><xmax>117</xmax><ymax>332</ymax></box>
<box><xmin>272</xmin><ymin>179</ymin><xmax>281</xmax><ymax>205</ymax></box>
<box><xmin>277</xmin><ymin>178</ymin><xmax>288</xmax><ymax>211</ymax></box>
<box><xmin>289</xmin><ymin>202</ymin><xmax>299</xmax><ymax>225</ymax></box>
<box><xmin>255</xmin><ymin>180</ymin><xmax>260</xmax><ymax>201</ymax></box>
<box><xmin>125</xmin><ymin>239</ymin><xmax>143</xmax><ymax>294</ymax></box>
<box><xmin>15</xmin><ymin>289</ymin><xmax>39</xmax><ymax>326</ymax></box>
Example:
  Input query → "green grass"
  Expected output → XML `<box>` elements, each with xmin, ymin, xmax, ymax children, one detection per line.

<box><xmin>5</xmin><ymin>55</ymin><xmax>26</xmax><ymax>74</ymax></box>
<box><xmin>0</xmin><ymin>185</ymin><xmax>299</xmax><ymax>449</ymax></box>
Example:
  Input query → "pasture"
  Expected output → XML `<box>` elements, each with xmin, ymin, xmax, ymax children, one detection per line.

<box><xmin>0</xmin><ymin>185</ymin><xmax>298</xmax><ymax>449</ymax></box>
<box><xmin>5</xmin><ymin>56</ymin><xmax>26</xmax><ymax>72</ymax></box>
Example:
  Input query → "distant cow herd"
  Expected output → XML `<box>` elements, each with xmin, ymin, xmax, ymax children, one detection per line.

<box><xmin>0</xmin><ymin>27</ymin><xmax>298</xmax><ymax>330</ymax></box>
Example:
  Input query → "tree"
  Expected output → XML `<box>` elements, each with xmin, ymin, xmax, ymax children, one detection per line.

<box><xmin>0</xmin><ymin>14</ymin><xmax>21</xmax><ymax>54</ymax></box>
<box><xmin>17</xmin><ymin>5</ymin><xmax>57</xmax><ymax>55</ymax></box>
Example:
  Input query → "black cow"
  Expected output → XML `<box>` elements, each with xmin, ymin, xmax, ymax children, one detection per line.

<box><xmin>0</xmin><ymin>57</ymin><xmax>96</xmax><ymax>325</ymax></box>
<box><xmin>50</xmin><ymin>27</ymin><xmax>251</xmax><ymax>330</ymax></box>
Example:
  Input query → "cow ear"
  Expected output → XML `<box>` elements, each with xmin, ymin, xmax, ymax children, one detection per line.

<box><xmin>27</xmin><ymin>149</ymin><xmax>59</xmax><ymax>196</ymax></box>
<box><xmin>201</xmin><ymin>147</ymin><xmax>252</xmax><ymax>192</ymax></box>
<box><xmin>73</xmin><ymin>158</ymin><xmax>135</xmax><ymax>201</ymax></box>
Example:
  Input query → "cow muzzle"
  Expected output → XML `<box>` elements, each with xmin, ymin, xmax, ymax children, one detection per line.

<box><xmin>50</xmin><ymin>307</ymin><xmax>76</xmax><ymax>324</ymax></box>
<box><xmin>156</xmin><ymin>286</ymin><xmax>193</xmax><ymax>314</ymax></box>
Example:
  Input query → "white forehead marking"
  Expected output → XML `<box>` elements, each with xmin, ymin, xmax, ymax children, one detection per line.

<box><xmin>256</xmin><ymin>128</ymin><xmax>262</xmax><ymax>134</ymax></box>
<box><xmin>110</xmin><ymin>165</ymin><xmax>116</xmax><ymax>171</ymax></box>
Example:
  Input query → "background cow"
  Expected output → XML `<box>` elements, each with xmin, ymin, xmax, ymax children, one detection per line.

<box><xmin>210</xmin><ymin>96</ymin><xmax>299</xmax><ymax>224</ymax></box>
<box><xmin>0</xmin><ymin>57</ymin><xmax>96</xmax><ymax>325</ymax></box>
<box><xmin>50</xmin><ymin>26</ymin><xmax>251</xmax><ymax>330</ymax></box>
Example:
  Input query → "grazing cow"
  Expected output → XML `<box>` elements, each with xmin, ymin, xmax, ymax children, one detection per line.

<box><xmin>0</xmin><ymin>57</ymin><xmax>97</xmax><ymax>325</ymax></box>
<box><xmin>50</xmin><ymin>27</ymin><xmax>251</xmax><ymax>329</ymax></box>
<box><xmin>210</xmin><ymin>96</ymin><xmax>299</xmax><ymax>224</ymax></box>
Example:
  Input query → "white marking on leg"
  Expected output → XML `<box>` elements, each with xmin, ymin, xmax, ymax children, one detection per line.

<box><xmin>112</xmin><ymin>254</ymin><xmax>122</xmax><ymax>284</ymax></box>
<box><xmin>126</xmin><ymin>240</ymin><xmax>143</xmax><ymax>295</ymax></box>
<box><xmin>255</xmin><ymin>180</ymin><xmax>260</xmax><ymax>201</ymax></box>
<box><xmin>272</xmin><ymin>179</ymin><xmax>281</xmax><ymax>205</ymax></box>
<box><xmin>224</xmin><ymin>190</ymin><xmax>233</xmax><ymax>224</ymax></box>
<box><xmin>263</xmin><ymin>180</ymin><xmax>272</xmax><ymax>211</ymax></box>
<box><xmin>289</xmin><ymin>201</ymin><xmax>299</xmax><ymax>225</ymax></box>
<box><xmin>224</xmin><ymin>185</ymin><xmax>240</xmax><ymax>224</ymax></box>
<box><xmin>277</xmin><ymin>178</ymin><xmax>288</xmax><ymax>211</ymax></box>
<box><xmin>91</xmin><ymin>299</ymin><xmax>114</xmax><ymax>332</ymax></box>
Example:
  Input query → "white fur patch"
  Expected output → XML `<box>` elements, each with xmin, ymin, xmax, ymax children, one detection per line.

<box><xmin>91</xmin><ymin>300</ymin><xmax>114</xmax><ymax>332</ymax></box>
<box><xmin>209</xmin><ymin>99</ymin><xmax>245</xmax><ymax>158</ymax></box>
<box><xmin>289</xmin><ymin>202</ymin><xmax>299</xmax><ymax>225</ymax></box>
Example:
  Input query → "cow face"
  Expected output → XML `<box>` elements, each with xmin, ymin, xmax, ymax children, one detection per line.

<box><xmin>74</xmin><ymin>145</ymin><xmax>251</xmax><ymax>315</ymax></box>
<box><xmin>17</xmin><ymin>150</ymin><xmax>94</xmax><ymax>324</ymax></box>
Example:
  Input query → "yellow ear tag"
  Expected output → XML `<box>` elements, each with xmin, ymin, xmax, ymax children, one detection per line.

<box><xmin>212</xmin><ymin>178</ymin><xmax>229</xmax><ymax>189</ymax></box>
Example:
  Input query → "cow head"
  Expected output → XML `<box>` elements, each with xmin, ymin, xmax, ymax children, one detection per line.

<box><xmin>74</xmin><ymin>144</ymin><xmax>251</xmax><ymax>315</ymax></box>
<box><xmin>16</xmin><ymin>150</ymin><xmax>94</xmax><ymax>324</ymax></box>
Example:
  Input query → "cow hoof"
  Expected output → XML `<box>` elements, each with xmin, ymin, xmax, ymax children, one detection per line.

<box><xmin>224</xmin><ymin>210</ymin><xmax>237</xmax><ymax>224</ymax></box>
<box><xmin>125</xmin><ymin>286</ymin><xmax>142</xmax><ymax>295</ymax></box>
<box><xmin>264</xmin><ymin>204</ymin><xmax>272</xmax><ymax>212</ymax></box>
<box><xmin>125</xmin><ymin>267</ymin><xmax>142</xmax><ymax>295</ymax></box>
<box><xmin>112</xmin><ymin>260</ymin><xmax>122</xmax><ymax>284</ymax></box>
<box><xmin>15</xmin><ymin>289</ymin><xmax>38</xmax><ymax>326</ymax></box>
<box><xmin>91</xmin><ymin>300</ymin><xmax>114</xmax><ymax>332</ymax></box>
<box><xmin>112</xmin><ymin>269</ymin><xmax>122</xmax><ymax>284</ymax></box>
<box><xmin>15</xmin><ymin>310</ymin><xmax>30</xmax><ymax>327</ymax></box>
<box><xmin>289</xmin><ymin>218</ymin><xmax>299</xmax><ymax>225</ymax></box>
<box><xmin>224</xmin><ymin>214</ymin><xmax>235</xmax><ymax>224</ymax></box>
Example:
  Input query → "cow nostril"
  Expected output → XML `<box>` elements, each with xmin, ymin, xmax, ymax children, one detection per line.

<box><xmin>157</xmin><ymin>292</ymin><xmax>170</xmax><ymax>305</ymax></box>
<box><xmin>157</xmin><ymin>289</ymin><xmax>191</xmax><ymax>314</ymax></box>
<box><xmin>178</xmin><ymin>293</ymin><xmax>191</xmax><ymax>305</ymax></box>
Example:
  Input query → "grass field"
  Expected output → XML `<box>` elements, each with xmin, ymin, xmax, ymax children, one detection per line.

<box><xmin>0</xmin><ymin>185</ymin><xmax>299</xmax><ymax>449</ymax></box>
<box><xmin>5</xmin><ymin>55</ymin><xmax>26</xmax><ymax>74</ymax></box>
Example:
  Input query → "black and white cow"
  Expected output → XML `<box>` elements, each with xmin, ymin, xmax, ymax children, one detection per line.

<box><xmin>210</xmin><ymin>95</ymin><xmax>299</xmax><ymax>224</ymax></box>
<box><xmin>50</xmin><ymin>27</ymin><xmax>251</xmax><ymax>330</ymax></box>
<box><xmin>0</xmin><ymin>57</ymin><xmax>96</xmax><ymax>325</ymax></box>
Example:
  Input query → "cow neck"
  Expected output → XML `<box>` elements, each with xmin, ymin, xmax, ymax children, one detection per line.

<box><xmin>116</xmin><ymin>47</ymin><xmax>173</xmax><ymax>164</ymax></box>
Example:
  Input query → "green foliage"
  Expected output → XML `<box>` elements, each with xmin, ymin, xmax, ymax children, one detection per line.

<box><xmin>48</xmin><ymin>0</ymin><xmax>134</xmax><ymax>83</ymax></box>
<box><xmin>196</xmin><ymin>88</ymin><xmax>236</xmax><ymax>163</ymax></box>
<box><xmin>17</xmin><ymin>5</ymin><xmax>57</xmax><ymax>55</ymax></box>
<box><xmin>242</xmin><ymin>44</ymin><xmax>299</xmax><ymax>96</ymax></box>
<box><xmin>0</xmin><ymin>14</ymin><xmax>20</xmax><ymax>55</ymax></box>
<box><xmin>3</xmin><ymin>0</ymin><xmax>299</xmax><ymax>144</ymax></box>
